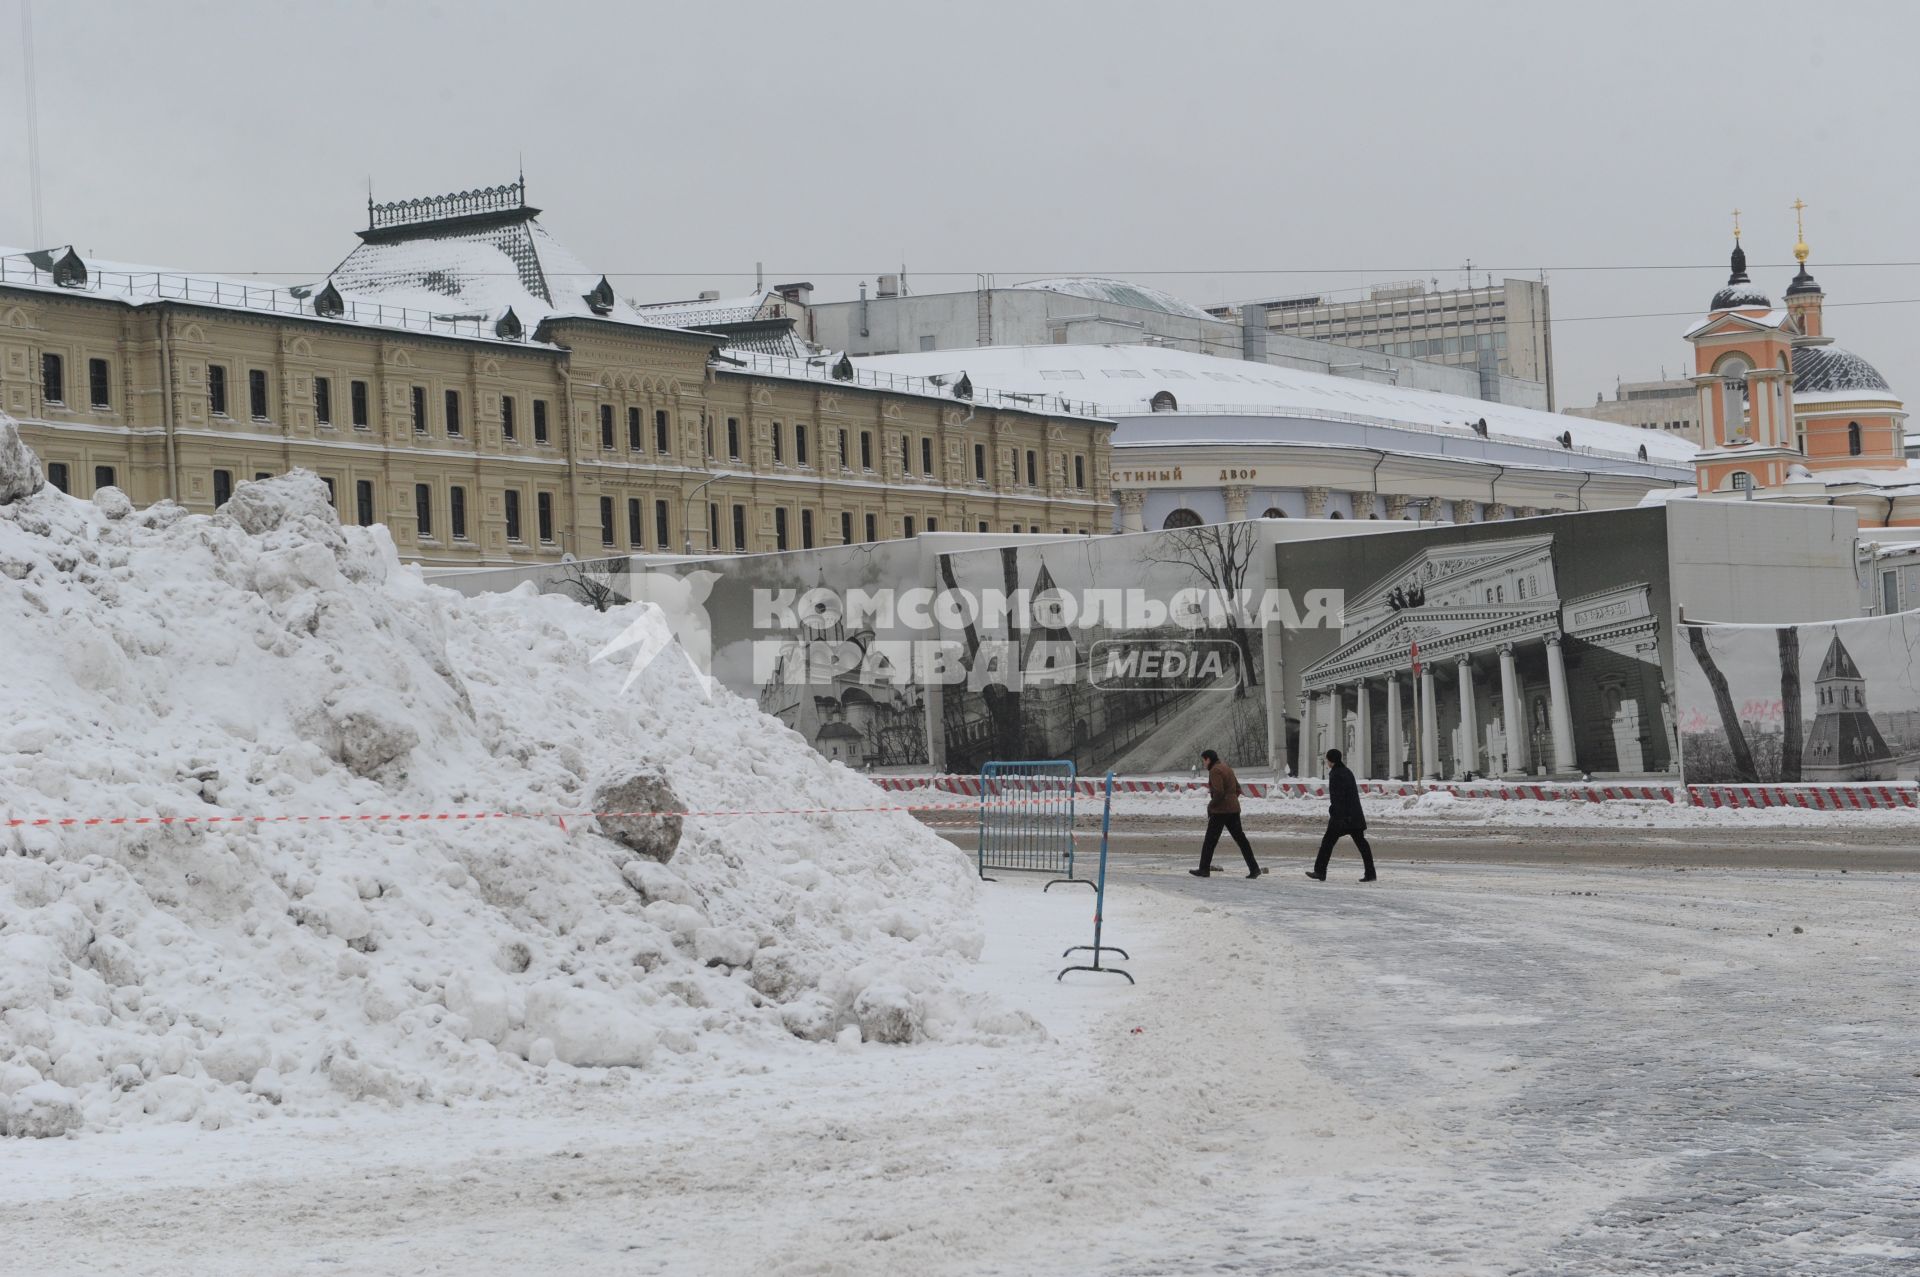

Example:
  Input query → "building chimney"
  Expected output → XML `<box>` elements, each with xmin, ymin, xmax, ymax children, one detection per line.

<box><xmin>876</xmin><ymin>273</ymin><xmax>900</xmax><ymax>298</ymax></box>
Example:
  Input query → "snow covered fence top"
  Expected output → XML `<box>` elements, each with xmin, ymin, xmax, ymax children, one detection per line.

<box><xmin>872</xmin><ymin>776</ymin><xmax>1920</xmax><ymax>809</ymax></box>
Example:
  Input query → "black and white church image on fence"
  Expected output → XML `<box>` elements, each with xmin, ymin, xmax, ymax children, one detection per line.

<box><xmin>1676</xmin><ymin>612</ymin><xmax>1920</xmax><ymax>784</ymax></box>
<box><xmin>1275</xmin><ymin>508</ymin><xmax>1679</xmax><ymax>780</ymax></box>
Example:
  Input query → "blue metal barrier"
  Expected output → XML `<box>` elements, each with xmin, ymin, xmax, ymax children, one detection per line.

<box><xmin>1059</xmin><ymin>771</ymin><xmax>1132</xmax><ymax>983</ymax></box>
<box><xmin>977</xmin><ymin>760</ymin><xmax>1086</xmax><ymax>890</ymax></box>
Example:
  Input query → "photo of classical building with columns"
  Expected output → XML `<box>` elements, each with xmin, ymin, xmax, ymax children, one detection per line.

<box><xmin>1277</xmin><ymin>508</ymin><xmax>1677</xmax><ymax>780</ymax></box>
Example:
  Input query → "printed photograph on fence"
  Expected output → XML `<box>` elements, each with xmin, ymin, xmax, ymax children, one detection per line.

<box><xmin>1677</xmin><ymin>612</ymin><xmax>1920</xmax><ymax>783</ymax></box>
<box><xmin>1272</xmin><ymin>507</ymin><xmax>1678</xmax><ymax>781</ymax></box>
<box><xmin>934</xmin><ymin>525</ymin><xmax>1272</xmax><ymax>776</ymax></box>
<box><xmin>681</xmin><ymin>541</ymin><xmax>935</xmax><ymax>771</ymax></box>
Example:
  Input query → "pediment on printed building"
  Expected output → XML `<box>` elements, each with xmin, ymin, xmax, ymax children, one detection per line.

<box><xmin>1347</xmin><ymin>535</ymin><xmax>1556</xmax><ymax>615</ymax></box>
<box><xmin>1302</xmin><ymin>603</ymin><xmax>1560</xmax><ymax>687</ymax></box>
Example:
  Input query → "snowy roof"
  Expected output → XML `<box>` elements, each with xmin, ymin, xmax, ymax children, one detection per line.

<box><xmin>1792</xmin><ymin>344</ymin><xmax>1895</xmax><ymax>398</ymax></box>
<box><xmin>1010</xmin><ymin>276</ymin><xmax>1220</xmax><ymax>323</ymax></box>
<box><xmin>852</xmin><ymin>343</ymin><xmax>1698</xmax><ymax>466</ymax></box>
<box><xmin>1710</xmin><ymin>284</ymin><xmax>1773</xmax><ymax>311</ymax></box>
<box><xmin>631</xmin><ymin>292</ymin><xmax>784</xmax><ymax>328</ymax></box>
<box><xmin>0</xmin><ymin>228</ymin><xmax>713</xmax><ymax>351</ymax></box>
<box><xmin>1683</xmin><ymin>309</ymin><xmax>1788</xmax><ymax>339</ymax></box>
<box><xmin>0</xmin><ymin>244</ymin><xmax>535</xmax><ymax>345</ymax></box>
<box><xmin>327</xmin><ymin>212</ymin><xmax>708</xmax><ymax>343</ymax></box>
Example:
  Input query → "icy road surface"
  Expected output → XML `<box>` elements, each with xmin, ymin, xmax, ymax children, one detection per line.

<box><xmin>5</xmin><ymin>860</ymin><xmax>1917</xmax><ymax>1275</ymax></box>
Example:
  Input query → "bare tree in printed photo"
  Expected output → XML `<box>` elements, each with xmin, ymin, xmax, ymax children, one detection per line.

<box><xmin>541</xmin><ymin>557</ymin><xmax>629</xmax><ymax>613</ymax></box>
<box><xmin>1687</xmin><ymin>626</ymin><xmax>1757</xmax><ymax>781</ymax></box>
<box><xmin>1141</xmin><ymin>521</ymin><xmax>1260</xmax><ymax>699</ymax></box>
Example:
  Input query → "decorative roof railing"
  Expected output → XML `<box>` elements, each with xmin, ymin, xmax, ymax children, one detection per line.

<box><xmin>725</xmin><ymin>351</ymin><xmax>1111</xmax><ymax>419</ymax></box>
<box><xmin>368</xmin><ymin>180</ymin><xmax>528</xmax><ymax>231</ymax></box>
<box><xmin>0</xmin><ymin>252</ymin><xmax>529</xmax><ymax>344</ymax></box>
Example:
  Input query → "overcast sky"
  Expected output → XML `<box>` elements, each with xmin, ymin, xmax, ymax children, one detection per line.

<box><xmin>3</xmin><ymin>0</ymin><xmax>1915</xmax><ymax>409</ymax></box>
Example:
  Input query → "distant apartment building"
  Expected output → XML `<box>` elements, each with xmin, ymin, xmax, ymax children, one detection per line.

<box><xmin>1225</xmin><ymin>277</ymin><xmax>1555</xmax><ymax>410</ymax></box>
<box><xmin>803</xmin><ymin>274</ymin><xmax>1546</xmax><ymax>408</ymax></box>
<box><xmin>1564</xmin><ymin>378</ymin><xmax>1703</xmax><ymax>445</ymax></box>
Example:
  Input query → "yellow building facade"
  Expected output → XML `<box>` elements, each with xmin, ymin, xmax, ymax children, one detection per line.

<box><xmin>0</xmin><ymin>186</ymin><xmax>1112</xmax><ymax>566</ymax></box>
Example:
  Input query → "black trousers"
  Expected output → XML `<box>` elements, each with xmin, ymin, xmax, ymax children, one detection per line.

<box><xmin>1314</xmin><ymin>824</ymin><xmax>1376</xmax><ymax>878</ymax></box>
<box><xmin>1199</xmin><ymin>812</ymin><xmax>1259</xmax><ymax>874</ymax></box>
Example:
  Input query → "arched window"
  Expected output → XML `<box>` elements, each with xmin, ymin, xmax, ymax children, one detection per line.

<box><xmin>1162</xmin><ymin>508</ymin><xmax>1203</xmax><ymax>530</ymax></box>
<box><xmin>1849</xmin><ymin>421</ymin><xmax>1862</xmax><ymax>456</ymax></box>
<box><xmin>1329</xmin><ymin>510</ymin><xmax>1344</xmax><ymax>519</ymax></box>
<box><xmin>1730</xmin><ymin>471</ymin><xmax>1753</xmax><ymax>491</ymax></box>
<box><xmin>1262</xmin><ymin>507</ymin><xmax>1286</xmax><ymax>518</ymax></box>
<box><xmin>1714</xmin><ymin>353</ymin><xmax>1752</xmax><ymax>437</ymax></box>
<box><xmin>1149</xmin><ymin>390</ymin><xmax>1178</xmax><ymax>412</ymax></box>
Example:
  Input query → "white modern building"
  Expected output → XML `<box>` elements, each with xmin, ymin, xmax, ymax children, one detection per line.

<box><xmin>802</xmin><ymin>275</ymin><xmax>1545</xmax><ymax>406</ymax></box>
<box><xmin>1222</xmin><ymin>277</ymin><xmax>1556</xmax><ymax>408</ymax></box>
<box><xmin>853</xmin><ymin>342</ymin><xmax>1694</xmax><ymax>535</ymax></box>
<box><xmin>1565</xmin><ymin>378</ymin><xmax>1703</xmax><ymax>445</ymax></box>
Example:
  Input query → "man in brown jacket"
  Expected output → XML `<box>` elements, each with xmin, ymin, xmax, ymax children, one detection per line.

<box><xmin>1190</xmin><ymin>749</ymin><xmax>1264</xmax><ymax>878</ymax></box>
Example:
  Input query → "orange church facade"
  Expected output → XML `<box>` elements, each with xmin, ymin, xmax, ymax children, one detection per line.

<box><xmin>1686</xmin><ymin>209</ymin><xmax>1908</xmax><ymax>511</ymax></box>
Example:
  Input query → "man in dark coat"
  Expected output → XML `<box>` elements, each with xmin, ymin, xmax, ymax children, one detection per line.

<box><xmin>1307</xmin><ymin>748</ymin><xmax>1377</xmax><ymax>882</ymax></box>
<box><xmin>1190</xmin><ymin>749</ymin><xmax>1263</xmax><ymax>879</ymax></box>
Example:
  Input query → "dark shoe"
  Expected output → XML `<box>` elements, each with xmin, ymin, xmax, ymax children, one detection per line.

<box><xmin>1187</xmin><ymin>869</ymin><xmax>1210</xmax><ymax>878</ymax></box>
<box><xmin>1247</xmin><ymin>867</ymin><xmax>1264</xmax><ymax>879</ymax></box>
<box><xmin>1360</xmin><ymin>874</ymin><xmax>1378</xmax><ymax>882</ymax></box>
<box><xmin>1304</xmin><ymin>871</ymin><xmax>1326</xmax><ymax>882</ymax></box>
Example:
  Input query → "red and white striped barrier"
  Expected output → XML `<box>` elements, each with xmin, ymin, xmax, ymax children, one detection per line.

<box><xmin>1688</xmin><ymin>783</ymin><xmax>1920</xmax><ymax>810</ymax></box>
<box><xmin>870</xmin><ymin>774</ymin><xmax>1920</xmax><ymax>810</ymax></box>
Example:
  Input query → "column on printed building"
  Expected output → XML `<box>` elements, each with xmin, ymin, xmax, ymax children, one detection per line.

<box><xmin>1385</xmin><ymin>672</ymin><xmax>1405</xmax><ymax>779</ymax></box>
<box><xmin>1222</xmin><ymin>484</ymin><xmax>1252</xmax><ymax>523</ymax></box>
<box><xmin>1295</xmin><ymin>533</ymin><xmax>1673</xmax><ymax>781</ymax></box>
<box><xmin>1354</xmin><ymin>681</ymin><xmax>1372</xmax><ymax>779</ymax></box>
<box><xmin>1115</xmin><ymin>489</ymin><xmax>1146</xmax><ymax>534</ymax></box>
<box><xmin>1296</xmin><ymin>691</ymin><xmax>1316</xmax><ymax>778</ymax></box>
<box><xmin>1455</xmin><ymin>654</ymin><xmax>1479</xmax><ymax>776</ymax></box>
<box><xmin>1498</xmin><ymin>642</ymin><xmax>1527</xmax><ymax>774</ymax></box>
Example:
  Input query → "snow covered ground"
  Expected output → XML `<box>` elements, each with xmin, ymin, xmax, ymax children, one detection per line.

<box><xmin>6</xmin><ymin>861</ymin><xmax>1916</xmax><ymax>1274</ymax></box>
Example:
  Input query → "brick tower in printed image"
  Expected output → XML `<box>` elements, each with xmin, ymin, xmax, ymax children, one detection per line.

<box><xmin>1802</xmin><ymin>632</ymin><xmax>1894</xmax><ymax>780</ymax></box>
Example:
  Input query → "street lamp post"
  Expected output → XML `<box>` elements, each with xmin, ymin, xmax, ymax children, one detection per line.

<box><xmin>683</xmin><ymin>473</ymin><xmax>728</xmax><ymax>555</ymax></box>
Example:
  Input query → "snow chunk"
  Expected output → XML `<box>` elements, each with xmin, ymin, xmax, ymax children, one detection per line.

<box><xmin>0</xmin><ymin>413</ymin><xmax>44</xmax><ymax>504</ymax></box>
<box><xmin>2</xmin><ymin>1081</ymin><xmax>82</xmax><ymax>1138</ymax></box>
<box><xmin>592</xmin><ymin>770</ymin><xmax>686</xmax><ymax>863</ymax></box>
<box><xmin>91</xmin><ymin>486</ymin><xmax>132</xmax><ymax>520</ymax></box>
<box><xmin>521</xmin><ymin>984</ymin><xmax>657</xmax><ymax>1068</ymax></box>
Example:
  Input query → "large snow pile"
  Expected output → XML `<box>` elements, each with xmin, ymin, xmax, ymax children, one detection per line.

<box><xmin>0</xmin><ymin>417</ymin><xmax>1021</xmax><ymax>1137</ymax></box>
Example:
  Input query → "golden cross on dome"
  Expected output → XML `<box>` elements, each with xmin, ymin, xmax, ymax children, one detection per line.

<box><xmin>1792</xmin><ymin>198</ymin><xmax>1811</xmax><ymax>263</ymax></box>
<box><xmin>1732</xmin><ymin>207</ymin><xmax>1742</xmax><ymax>241</ymax></box>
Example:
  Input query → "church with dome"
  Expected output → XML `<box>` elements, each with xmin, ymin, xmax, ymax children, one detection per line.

<box><xmin>1684</xmin><ymin>204</ymin><xmax>1912</xmax><ymax>521</ymax></box>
